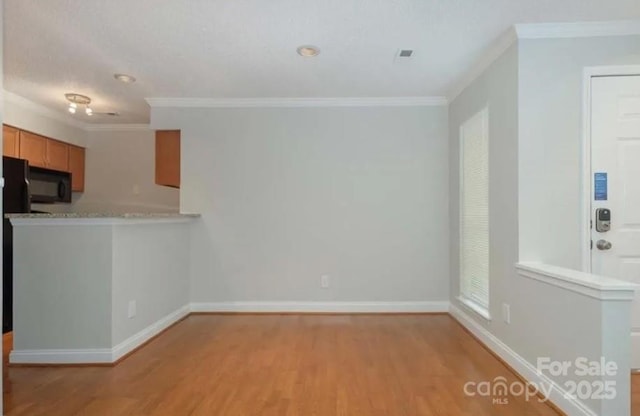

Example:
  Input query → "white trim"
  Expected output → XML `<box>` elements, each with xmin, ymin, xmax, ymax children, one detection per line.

<box><xmin>448</xmin><ymin>27</ymin><xmax>518</xmax><ymax>101</ymax></box>
<box><xmin>9</xmin><ymin>305</ymin><xmax>191</xmax><ymax>364</ymax></box>
<box><xmin>457</xmin><ymin>296</ymin><xmax>491</xmax><ymax>320</ymax></box>
<box><xmin>9</xmin><ymin>348</ymin><xmax>113</xmax><ymax>365</ymax></box>
<box><xmin>450</xmin><ymin>304</ymin><xmax>597</xmax><ymax>416</ymax></box>
<box><xmin>515</xmin><ymin>20</ymin><xmax>640</xmax><ymax>40</ymax></box>
<box><xmin>189</xmin><ymin>301</ymin><xmax>450</xmax><ymax>313</ymax></box>
<box><xmin>111</xmin><ymin>304</ymin><xmax>190</xmax><ymax>362</ymax></box>
<box><xmin>581</xmin><ymin>68</ymin><xmax>593</xmax><ymax>273</ymax></box>
<box><xmin>145</xmin><ymin>96</ymin><xmax>448</xmax><ymax>108</ymax></box>
<box><xmin>517</xmin><ymin>262</ymin><xmax>638</xmax><ymax>301</ymax></box>
<box><xmin>583</xmin><ymin>65</ymin><xmax>640</xmax><ymax>78</ymax></box>
<box><xmin>581</xmin><ymin>66</ymin><xmax>640</xmax><ymax>272</ymax></box>
<box><xmin>85</xmin><ymin>124</ymin><xmax>151</xmax><ymax>132</ymax></box>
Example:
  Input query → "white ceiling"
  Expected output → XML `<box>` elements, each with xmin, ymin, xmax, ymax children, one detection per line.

<box><xmin>4</xmin><ymin>0</ymin><xmax>640</xmax><ymax>124</ymax></box>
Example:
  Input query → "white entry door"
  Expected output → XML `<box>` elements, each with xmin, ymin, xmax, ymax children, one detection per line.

<box><xmin>591</xmin><ymin>75</ymin><xmax>640</xmax><ymax>369</ymax></box>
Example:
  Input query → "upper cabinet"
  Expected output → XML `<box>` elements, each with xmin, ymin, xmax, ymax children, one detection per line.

<box><xmin>155</xmin><ymin>130</ymin><xmax>180</xmax><ymax>188</ymax></box>
<box><xmin>45</xmin><ymin>139</ymin><xmax>69</xmax><ymax>171</ymax></box>
<box><xmin>3</xmin><ymin>125</ymin><xmax>86</xmax><ymax>193</ymax></box>
<box><xmin>3</xmin><ymin>125</ymin><xmax>20</xmax><ymax>158</ymax></box>
<box><xmin>18</xmin><ymin>131</ymin><xmax>48</xmax><ymax>168</ymax></box>
<box><xmin>68</xmin><ymin>145</ymin><xmax>85</xmax><ymax>192</ymax></box>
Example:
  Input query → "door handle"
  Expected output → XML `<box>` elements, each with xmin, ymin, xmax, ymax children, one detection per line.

<box><xmin>596</xmin><ymin>240</ymin><xmax>613</xmax><ymax>251</ymax></box>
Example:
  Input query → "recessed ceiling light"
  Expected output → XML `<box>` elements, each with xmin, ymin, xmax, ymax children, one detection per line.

<box><xmin>114</xmin><ymin>73</ymin><xmax>136</xmax><ymax>83</ymax></box>
<box><xmin>297</xmin><ymin>45</ymin><xmax>320</xmax><ymax>57</ymax></box>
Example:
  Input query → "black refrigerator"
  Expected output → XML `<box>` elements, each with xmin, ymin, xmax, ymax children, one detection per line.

<box><xmin>3</xmin><ymin>156</ymin><xmax>30</xmax><ymax>333</ymax></box>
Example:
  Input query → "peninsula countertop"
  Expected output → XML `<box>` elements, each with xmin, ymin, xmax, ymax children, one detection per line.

<box><xmin>6</xmin><ymin>212</ymin><xmax>201</xmax><ymax>225</ymax></box>
<box><xmin>5</xmin><ymin>212</ymin><xmax>200</xmax><ymax>219</ymax></box>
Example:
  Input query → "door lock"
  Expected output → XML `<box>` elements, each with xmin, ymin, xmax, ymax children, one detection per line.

<box><xmin>596</xmin><ymin>239</ymin><xmax>613</xmax><ymax>251</ymax></box>
<box><xmin>595</xmin><ymin>208</ymin><xmax>611</xmax><ymax>232</ymax></box>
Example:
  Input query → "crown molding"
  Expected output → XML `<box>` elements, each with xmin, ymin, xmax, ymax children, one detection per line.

<box><xmin>515</xmin><ymin>20</ymin><xmax>640</xmax><ymax>39</ymax></box>
<box><xmin>84</xmin><ymin>124</ymin><xmax>151</xmax><ymax>132</ymax></box>
<box><xmin>4</xmin><ymin>90</ymin><xmax>89</xmax><ymax>130</ymax></box>
<box><xmin>146</xmin><ymin>96</ymin><xmax>448</xmax><ymax>108</ymax></box>
<box><xmin>447</xmin><ymin>26</ymin><xmax>518</xmax><ymax>102</ymax></box>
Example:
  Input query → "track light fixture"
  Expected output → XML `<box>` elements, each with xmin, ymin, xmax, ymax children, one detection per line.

<box><xmin>65</xmin><ymin>93</ymin><xmax>93</xmax><ymax>116</ymax></box>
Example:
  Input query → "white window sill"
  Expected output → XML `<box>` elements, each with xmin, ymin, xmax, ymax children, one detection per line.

<box><xmin>457</xmin><ymin>296</ymin><xmax>491</xmax><ymax>321</ymax></box>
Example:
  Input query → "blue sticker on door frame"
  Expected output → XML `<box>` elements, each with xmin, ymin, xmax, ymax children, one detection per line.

<box><xmin>595</xmin><ymin>172</ymin><xmax>608</xmax><ymax>201</ymax></box>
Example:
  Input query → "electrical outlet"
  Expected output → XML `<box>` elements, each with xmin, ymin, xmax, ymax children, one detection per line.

<box><xmin>320</xmin><ymin>275</ymin><xmax>330</xmax><ymax>289</ymax></box>
<box><xmin>132</xmin><ymin>185</ymin><xmax>140</xmax><ymax>195</ymax></box>
<box><xmin>502</xmin><ymin>303</ymin><xmax>510</xmax><ymax>324</ymax></box>
<box><xmin>128</xmin><ymin>300</ymin><xmax>137</xmax><ymax>319</ymax></box>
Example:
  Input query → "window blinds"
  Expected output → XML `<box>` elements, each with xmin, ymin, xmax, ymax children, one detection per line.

<box><xmin>460</xmin><ymin>108</ymin><xmax>489</xmax><ymax>309</ymax></box>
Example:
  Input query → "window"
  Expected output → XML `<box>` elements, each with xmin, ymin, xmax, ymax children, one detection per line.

<box><xmin>459</xmin><ymin>108</ymin><xmax>489</xmax><ymax>317</ymax></box>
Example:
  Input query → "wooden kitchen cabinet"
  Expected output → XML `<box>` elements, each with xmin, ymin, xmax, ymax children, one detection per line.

<box><xmin>3</xmin><ymin>125</ymin><xmax>20</xmax><ymax>158</ymax></box>
<box><xmin>18</xmin><ymin>131</ymin><xmax>48</xmax><ymax>168</ymax></box>
<box><xmin>8</xmin><ymin>125</ymin><xmax>86</xmax><ymax>192</ymax></box>
<box><xmin>155</xmin><ymin>130</ymin><xmax>180</xmax><ymax>188</ymax></box>
<box><xmin>45</xmin><ymin>139</ymin><xmax>69</xmax><ymax>171</ymax></box>
<box><xmin>19</xmin><ymin>131</ymin><xmax>70</xmax><ymax>171</ymax></box>
<box><xmin>68</xmin><ymin>145</ymin><xmax>85</xmax><ymax>192</ymax></box>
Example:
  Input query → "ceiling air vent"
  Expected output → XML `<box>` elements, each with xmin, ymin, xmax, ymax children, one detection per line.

<box><xmin>398</xmin><ymin>49</ymin><xmax>413</xmax><ymax>58</ymax></box>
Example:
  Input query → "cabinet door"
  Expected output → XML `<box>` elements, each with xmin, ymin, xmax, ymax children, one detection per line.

<box><xmin>19</xmin><ymin>131</ymin><xmax>47</xmax><ymax>168</ymax></box>
<box><xmin>3</xmin><ymin>125</ymin><xmax>20</xmax><ymax>158</ymax></box>
<box><xmin>46</xmin><ymin>139</ymin><xmax>69</xmax><ymax>171</ymax></box>
<box><xmin>155</xmin><ymin>130</ymin><xmax>180</xmax><ymax>188</ymax></box>
<box><xmin>68</xmin><ymin>145</ymin><xmax>85</xmax><ymax>192</ymax></box>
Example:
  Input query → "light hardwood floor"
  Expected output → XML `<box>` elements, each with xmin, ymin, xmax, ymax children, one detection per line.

<box><xmin>0</xmin><ymin>314</ymin><xmax>583</xmax><ymax>415</ymax></box>
<box><xmin>634</xmin><ymin>374</ymin><xmax>640</xmax><ymax>415</ymax></box>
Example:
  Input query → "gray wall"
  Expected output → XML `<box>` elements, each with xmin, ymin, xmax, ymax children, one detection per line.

<box><xmin>73</xmin><ymin>129</ymin><xmax>180</xmax><ymax>213</ymax></box>
<box><xmin>11</xmin><ymin>219</ymin><xmax>192</xmax><ymax>360</ymax></box>
<box><xmin>449</xmin><ymin>43</ymin><xmax>520</xmax><ymax>339</ymax></box>
<box><xmin>111</xmin><ymin>222</ymin><xmax>190</xmax><ymax>346</ymax></box>
<box><xmin>13</xmin><ymin>225</ymin><xmax>113</xmax><ymax>350</ymax></box>
<box><xmin>448</xmin><ymin>36</ymin><xmax>640</xmax><ymax>416</ymax></box>
<box><xmin>153</xmin><ymin>105</ymin><xmax>450</xmax><ymax>304</ymax></box>
<box><xmin>518</xmin><ymin>35</ymin><xmax>640</xmax><ymax>269</ymax></box>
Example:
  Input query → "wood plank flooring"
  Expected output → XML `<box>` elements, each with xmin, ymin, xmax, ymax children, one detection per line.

<box><xmin>1</xmin><ymin>314</ymin><xmax>567</xmax><ymax>415</ymax></box>
<box><xmin>633</xmin><ymin>373</ymin><xmax>640</xmax><ymax>415</ymax></box>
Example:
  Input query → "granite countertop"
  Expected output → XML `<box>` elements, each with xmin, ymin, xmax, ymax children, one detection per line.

<box><xmin>5</xmin><ymin>212</ymin><xmax>201</xmax><ymax>219</ymax></box>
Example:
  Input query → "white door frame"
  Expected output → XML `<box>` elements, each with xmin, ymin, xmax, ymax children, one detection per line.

<box><xmin>581</xmin><ymin>65</ymin><xmax>640</xmax><ymax>273</ymax></box>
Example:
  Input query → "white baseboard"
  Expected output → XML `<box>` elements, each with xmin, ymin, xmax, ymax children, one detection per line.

<box><xmin>9</xmin><ymin>348</ymin><xmax>113</xmax><ymax>364</ymax></box>
<box><xmin>449</xmin><ymin>304</ymin><xmax>596</xmax><ymax>416</ymax></box>
<box><xmin>631</xmin><ymin>332</ymin><xmax>640</xmax><ymax>370</ymax></box>
<box><xmin>111</xmin><ymin>304</ymin><xmax>191</xmax><ymax>362</ymax></box>
<box><xmin>10</xmin><ymin>304</ymin><xmax>191</xmax><ymax>365</ymax></box>
<box><xmin>9</xmin><ymin>302</ymin><xmax>446</xmax><ymax>364</ymax></box>
<box><xmin>190</xmin><ymin>301</ymin><xmax>450</xmax><ymax>313</ymax></box>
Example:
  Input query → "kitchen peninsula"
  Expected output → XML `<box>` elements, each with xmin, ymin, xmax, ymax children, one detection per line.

<box><xmin>6</xmin><ymin>212</ymin><xmax>199</xmax><ymax>364</ymax></box>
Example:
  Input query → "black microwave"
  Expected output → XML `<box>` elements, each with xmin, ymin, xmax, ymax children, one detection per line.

<box><xmin>29</xmin><ymin>166</ymin><xmax>72</xmax><ymax>203</ymax></box>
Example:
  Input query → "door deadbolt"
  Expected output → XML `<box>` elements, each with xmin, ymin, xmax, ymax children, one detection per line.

<box><xmin>595</xmin><ymin>208</ymin><xmax>611</xmax><ymax>232</ymax></box>
<box><xmin>596</xmin><ymin>239</ymin><xmax>612</xmax><ymax>251</ymax></box>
